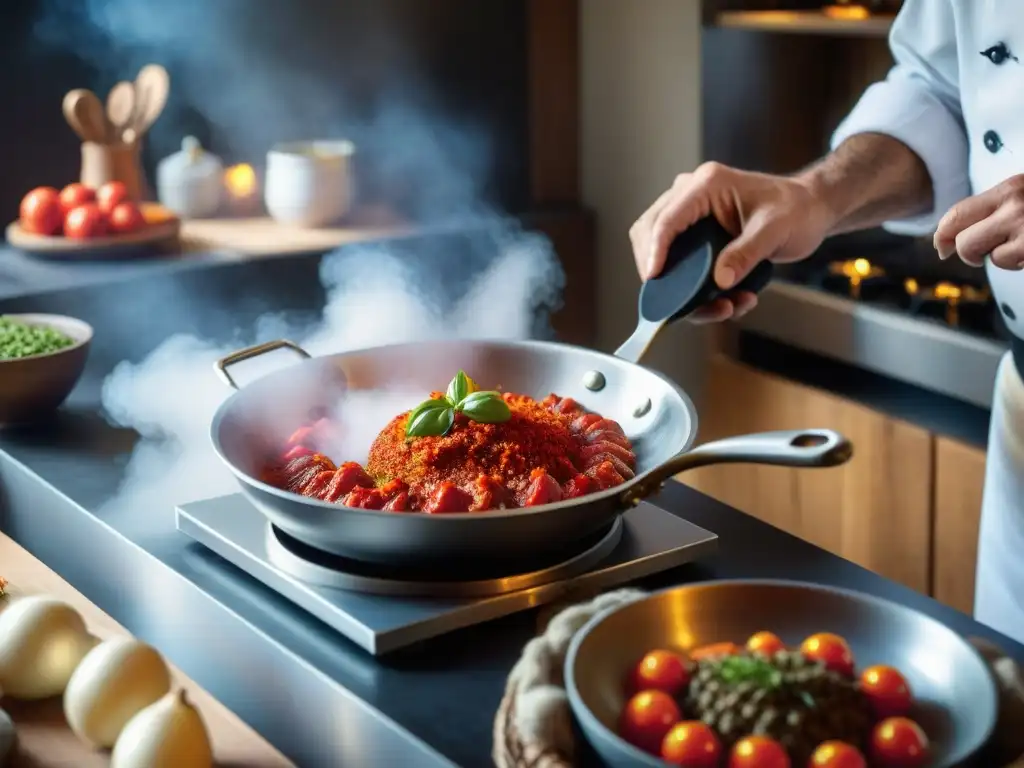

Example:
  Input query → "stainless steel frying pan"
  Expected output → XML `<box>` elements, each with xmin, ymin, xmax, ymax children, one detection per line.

<box><xmin>209</xmin><ymin>223</ymin><xmax>853</xmax><ymax>566</ymax></box>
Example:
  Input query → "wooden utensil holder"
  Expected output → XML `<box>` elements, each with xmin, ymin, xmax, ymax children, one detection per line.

<box><xmin>80</xmin><ymin>141</ymin><xmax>144</xmax><ymax>201</ymax></box>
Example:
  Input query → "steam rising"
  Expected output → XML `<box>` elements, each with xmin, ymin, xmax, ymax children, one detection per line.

<box><xmin>36</xmin><ymin>0</ymin><xmax>568</xmax><ymax>530</ymax></box>
<box><xmin>34</xmin><ymin>0</ymin><xmax>499</xmax><ymax>220</ymax></box>
<box><xmin>100</xmin><ymin>235</ymin><xmax>564</xmax><ymax>533</ymax></box>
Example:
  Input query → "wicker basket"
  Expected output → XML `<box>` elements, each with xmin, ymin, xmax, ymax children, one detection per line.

<box><xmin>493</xmin><ymin>681</ymin><xmax>572</xmax><ymax>768</ymax></box>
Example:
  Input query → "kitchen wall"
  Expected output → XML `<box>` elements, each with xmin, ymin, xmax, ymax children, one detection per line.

<box><xmin>0</xmin><ymin>0</ymin><xmax>531</xmax><ymax>223</ymax></box>
<box><xmin>579</xmin><ymin>0</ymin><xmax>710</xmax><ymax>405</ymax></box>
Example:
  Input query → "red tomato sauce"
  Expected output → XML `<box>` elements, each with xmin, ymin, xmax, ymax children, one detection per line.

<box><xmin>259</xmin><ymin>392</ymin><xmax>636</xmax><ymax>513</ymax></box>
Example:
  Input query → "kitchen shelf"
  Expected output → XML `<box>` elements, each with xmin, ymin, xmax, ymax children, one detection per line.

<box><xmin>713</xmin><ymin>10</ymin><xmax>894</xmax><ymax>38</ymax></box>
<box><xmin>179</xmin><ymin>204</ymin><xmax>411</xmax><ymax>256</ymax></box>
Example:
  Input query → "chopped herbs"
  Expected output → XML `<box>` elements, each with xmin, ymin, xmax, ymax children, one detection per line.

<box><xmin>715</xmin><ymin>655</ymin><xmax>783</xmax><ymax>690</ymax></box>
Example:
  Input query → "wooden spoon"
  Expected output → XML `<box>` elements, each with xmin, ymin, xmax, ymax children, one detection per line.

<box><xmin>131</xmin><ymin>64</ymin><xmax>170</xmax><ymax>140</ymax></box>
<box><xmin>106</xmin><ymin>81</ymin><xmax>136</xmax><ymax>144</ymax></box>
<box><xmin>62</xmin><ymin>89</ymin><xmax>109</xmax><ymax>143</ymax></box>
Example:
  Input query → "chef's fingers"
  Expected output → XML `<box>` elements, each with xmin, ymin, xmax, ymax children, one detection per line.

<box><xmin>630</xmin><ymin>186</ymin><xmax>680</xmax><ymax>279</ymax></box>
<box><xmin>687</xmin><ymin>298</ymin><xmax>734</xmax><ymax>324</ymax></box>
<box><xmin>954</xmin><ymin>206</ymin><xmax>1015</xmax><ymax>266</ymax></box>
<box><xmin>728</xmin><ymin>291</ymin><xmax>759</xmax><ymax>319</ymax></box>
<box><xmin>714</xmin><ymin>213</ymin><xmax>779</xmax><ymax>289</ymax></box>
<box><xmin>935</xmin><ymin>186</ymin><xmax>1004</xmax><ymax>259</ymax></box>
<box><xmin>990</xmin><ymin>237</ymin><xmax>1024</xmax><ymax>271</ymax></box>
<box><xmin>647</xmin><ymin>174</ymin><xmax>714</xmax><ymax>281</ymax></box>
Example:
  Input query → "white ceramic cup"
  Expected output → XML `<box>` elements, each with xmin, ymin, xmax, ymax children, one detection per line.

<box><xmin>264</xmin><ymin>140</ymin><xmax>355</xmax><ymax>228</ymax></box>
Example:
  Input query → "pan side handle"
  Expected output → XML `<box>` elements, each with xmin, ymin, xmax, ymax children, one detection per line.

<box><xmin>621</xmin><ymin>429</ymin><xmax>853</xmax><ymax>506</ymax></box>
<box><xmin>214</xmin><ymin>339</ymin><xmax>311</xmax><ymax>389</ymax></box>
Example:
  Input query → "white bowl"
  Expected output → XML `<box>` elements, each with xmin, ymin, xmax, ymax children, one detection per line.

<box><xmin>264</xmin><ymin>140</ymin><xmax>355</xmax><ymax>228</ymax></box>
<box><xmin>0</xmin><ymin>314</ymin><xmax>93</xmax><ymax>425</ymax></box>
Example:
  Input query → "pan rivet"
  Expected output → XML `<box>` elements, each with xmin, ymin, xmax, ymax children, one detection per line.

<box><xmin>582</xmin><ymin>371</ymin><xmax>606</xmax><ymax>391</ymax></box>
<box><xmin>633</xmin><ymin>398</ymin><xmax>652</xmax><ymax>418</ymax></box>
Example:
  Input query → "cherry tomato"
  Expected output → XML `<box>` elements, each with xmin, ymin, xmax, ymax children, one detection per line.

<box><xmin>96</xmin><ymin>180</ymin><xmax>129</xmax><ymax>214</ymax></box>
<box><xmin>58</xmin><ymin>183</ymin><xmax>95</xmax><ymax>214</ymax></box>
<box><xmin>19</xmin><ymin>187</ymin><xmax>63</xmax><ymax>235</ymax></box>
<box><xmin>629</xmin><ymin>649</ymin><xmax>689</xmax><ymax>695</ymax></box>
<box><xmin>108</xmin><ymin>201</ymin><xmax>146</xmax><ymax>235</ymax></box>
<box><xmin>728</xmin><ymin>735</ymin><xmax>790</xmax><ymax>768</ymax></box>
<box><xmin>746</xmin><ymin>631</ymin><xmax>786</xmax><ymax>656</ymax></box>
<box><xmin>800</xmin><ymin>633</ymin><xmax>855</xmax><ymax>676</ymax></box>
<box><xmin>860</xmin><ymin>665</ymin><xmax>912</xmax><ymax>718</ymax></box>
<box><xmin>660</xmin><ymin>721</ymin><xmax>721</xmax><ymax>767</ymax></box>
<box><xmin>64</xmin><ymin>203</ymin><xmax>107</xmax><ymax>239</ymax></box>
<box><xmin>689</xmin><ymin>642</ymin><xmax>742</xmax><ymax>661</ymax></box>
<box><xmin>809</xmin><ymin>741</ymin><xmax>867</xmax><ymax>768</ymax></box>
<box><xmin>618</xmin><ymin>690</ymin><xmax>681</xmax><ymax>755</ymax></box>
<box><xmin>870</xmin><ymin>717</ymin><xmax>929</xmax><ymax>767</ymax></box>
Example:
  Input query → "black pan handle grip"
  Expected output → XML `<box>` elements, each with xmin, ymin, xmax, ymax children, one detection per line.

<box><xmin>638</xmin><ymin>216</ymin><xmax>775</xmax><ymax>325</ymax></box>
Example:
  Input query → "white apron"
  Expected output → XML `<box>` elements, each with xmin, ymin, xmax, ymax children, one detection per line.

<box><xmin>975</xmin><ymin>353</ymin><xmax>1024</xmax><ymax>642</ymax></box>
<box><xmin>831</xmin><ymin>0</ymin><xmax>1024</xmax><ymax>641</ymax></box>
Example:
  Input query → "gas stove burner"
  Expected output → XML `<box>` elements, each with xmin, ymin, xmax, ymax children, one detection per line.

<box><xmin>905</xmin><ymin>279</ymin><xmax>992</xmax><ymax>328</ymax></box>
<box><xmin>265</xmin><ymin>516</ymin><xmax>624</xmax><ymax>598</ymax></box>
<box><xmin>823</xmin><ymin>3</ymin><xmax>870</xmax><ymax>21</ymax></box>
<box><xmin>824</xmin><ymin>258</ymin><xmax>889</xmax><ymax>300</ymax></box>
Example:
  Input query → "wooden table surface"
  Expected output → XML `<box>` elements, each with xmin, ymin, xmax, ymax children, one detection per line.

<box><xmin>179</xmin><ymin>205</ymin><xmax>411</xmax><ymax>255</ymax></box>
<box><xmin>0</xmin><ymin>534</ymin><xmax>294</xmax><ymax>767</ymax></box>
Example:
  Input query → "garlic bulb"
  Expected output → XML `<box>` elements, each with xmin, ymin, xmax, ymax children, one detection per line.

<box><xmin>111</xmin><ymin>689</ymin><xmax>213</xmax><ymax>768</ymax></box>
<box><xmin>64</xmin><ymin>637</ymin><xmax>171</xmax><ymax>748</ymax></box>
<box><xmin>0</xmin><ymin>596</ymin><xmax>96</xmax><ymax>699</ymax></box>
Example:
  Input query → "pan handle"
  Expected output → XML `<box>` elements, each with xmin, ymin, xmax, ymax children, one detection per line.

<box><xmin>214</xmin><ymin>339</ymin><xmax>311</xmax><ymax>390</ymax></box>
<box><xmin>620</xmin><ymin>429</ymin><xmax>853</xmax><ymax>506</ymax></box>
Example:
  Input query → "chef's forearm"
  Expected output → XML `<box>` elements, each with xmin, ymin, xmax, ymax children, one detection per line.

<box><xmin>794</xmin><ymin>133</ymin><xmax>934</xmax><ymax>236</ymax></box>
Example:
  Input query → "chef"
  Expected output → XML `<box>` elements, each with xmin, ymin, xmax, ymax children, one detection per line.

<box><xmin>630</xmin><ymin>0</ymin><xmax>1024</xmax><ymax>643</ymax></box>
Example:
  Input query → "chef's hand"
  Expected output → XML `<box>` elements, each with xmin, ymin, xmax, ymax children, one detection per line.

<box><xmin>630</xmin><ymin>162</ymin><xmax>833</xmax><ymax>323</ymax></box>
<box><xmin>935</xmin><ymin>175</ymin><xmax>1024</xmax><ymax>269</ymax></box>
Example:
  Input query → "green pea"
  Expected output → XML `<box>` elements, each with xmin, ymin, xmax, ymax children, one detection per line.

<box><xmin>0</xmin><ymin>316</ymin><xmax>75</xmax><ymax>360</ymax></box>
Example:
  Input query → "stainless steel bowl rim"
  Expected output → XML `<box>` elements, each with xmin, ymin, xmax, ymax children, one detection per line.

<box><xmin>564</xmin><ymin>578</ymin><xmax>1000</xmax><ymax>767</ymax></box>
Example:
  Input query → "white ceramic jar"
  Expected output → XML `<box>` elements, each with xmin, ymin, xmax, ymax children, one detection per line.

<box><xmin>155</xmin><ymin>137</ymin><xmax>223</xmax><ymax>219</ymax></box>
<box><xmin>263</xmin><ymin>140</ymin><xmax>354</xmax><ymax>228</ymax></box>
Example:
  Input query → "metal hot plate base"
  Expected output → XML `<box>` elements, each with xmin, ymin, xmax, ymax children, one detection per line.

<box><xmin>263</xmin><ymin>514</ymin><xmax>627</xmax><ymax>598</ymax></box>
<box><xmin>175</xmin><ymin>494</ymin><xmax>718</xmax><ymax>655</ymax></box>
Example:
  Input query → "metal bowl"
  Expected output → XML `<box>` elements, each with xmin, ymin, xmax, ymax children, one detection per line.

<box><xmin>565</xmin><ymin>580</ymin><xmax>998</xmax><ymax>767</ymax></box>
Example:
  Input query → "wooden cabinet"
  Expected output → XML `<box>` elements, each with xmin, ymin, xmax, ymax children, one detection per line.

<box><xmin>686</xmin><ymin>356</ymin><xmax>993</xmax><ymax>609</ymax></box>
<box><xmin>684</xmin><ymin>356</ymin><xmax>933</xmax><ymax>594</ymax></box>
<box><xmin>932</xmin><ymin>437</ymin><xmax>987</xmax><ymax>615</ymax></box>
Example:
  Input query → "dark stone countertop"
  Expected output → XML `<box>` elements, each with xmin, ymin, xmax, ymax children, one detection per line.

<box><xmin>0</xmin><ymin>244</ymin><xmax>1018</xmax><ymax>766</ymax></box>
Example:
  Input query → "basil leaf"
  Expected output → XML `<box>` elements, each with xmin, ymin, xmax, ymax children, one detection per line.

<box><xmin>405</xmin><ymin>399</ymin><xmax>455</xmax><ymax>437</ymax></box>
<box><xmin>458</xmin><ymin>391</ymin><xmax>511</xmax><ymax>424</ymax></box>
<box><xmin>446</xmin><ymin>370</ymin><xmax>473</xmax><ymax>406</ymax></box>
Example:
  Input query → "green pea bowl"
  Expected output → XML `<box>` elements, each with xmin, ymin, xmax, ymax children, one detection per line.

<box><xmin>0</xmin><ymin>313</ymin><xmax>92</xmax><ymax>425</ymax></box>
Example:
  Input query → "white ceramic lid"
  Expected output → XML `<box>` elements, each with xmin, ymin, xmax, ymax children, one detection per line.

<box><xmin>157</xmin><ymin>136</ymin><xmax>223</xmax><ymax>183</ymax></box>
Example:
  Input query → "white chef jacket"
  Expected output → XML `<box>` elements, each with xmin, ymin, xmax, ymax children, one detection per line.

<box><xmin>831</xmin><ymin>0</ymin><xmax>1024</xmax><ymax>641</ymax></box>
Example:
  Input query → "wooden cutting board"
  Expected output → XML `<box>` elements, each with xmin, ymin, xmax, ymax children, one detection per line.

<box><xmin>179</xmin><ymin>205</ymin><xmax>411</xmax><ymax>256</ymax></box>
<box><xmin>0</xmin><ymin>534</ymin><xmax>293</xmax><ymax>767</ymax></box>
